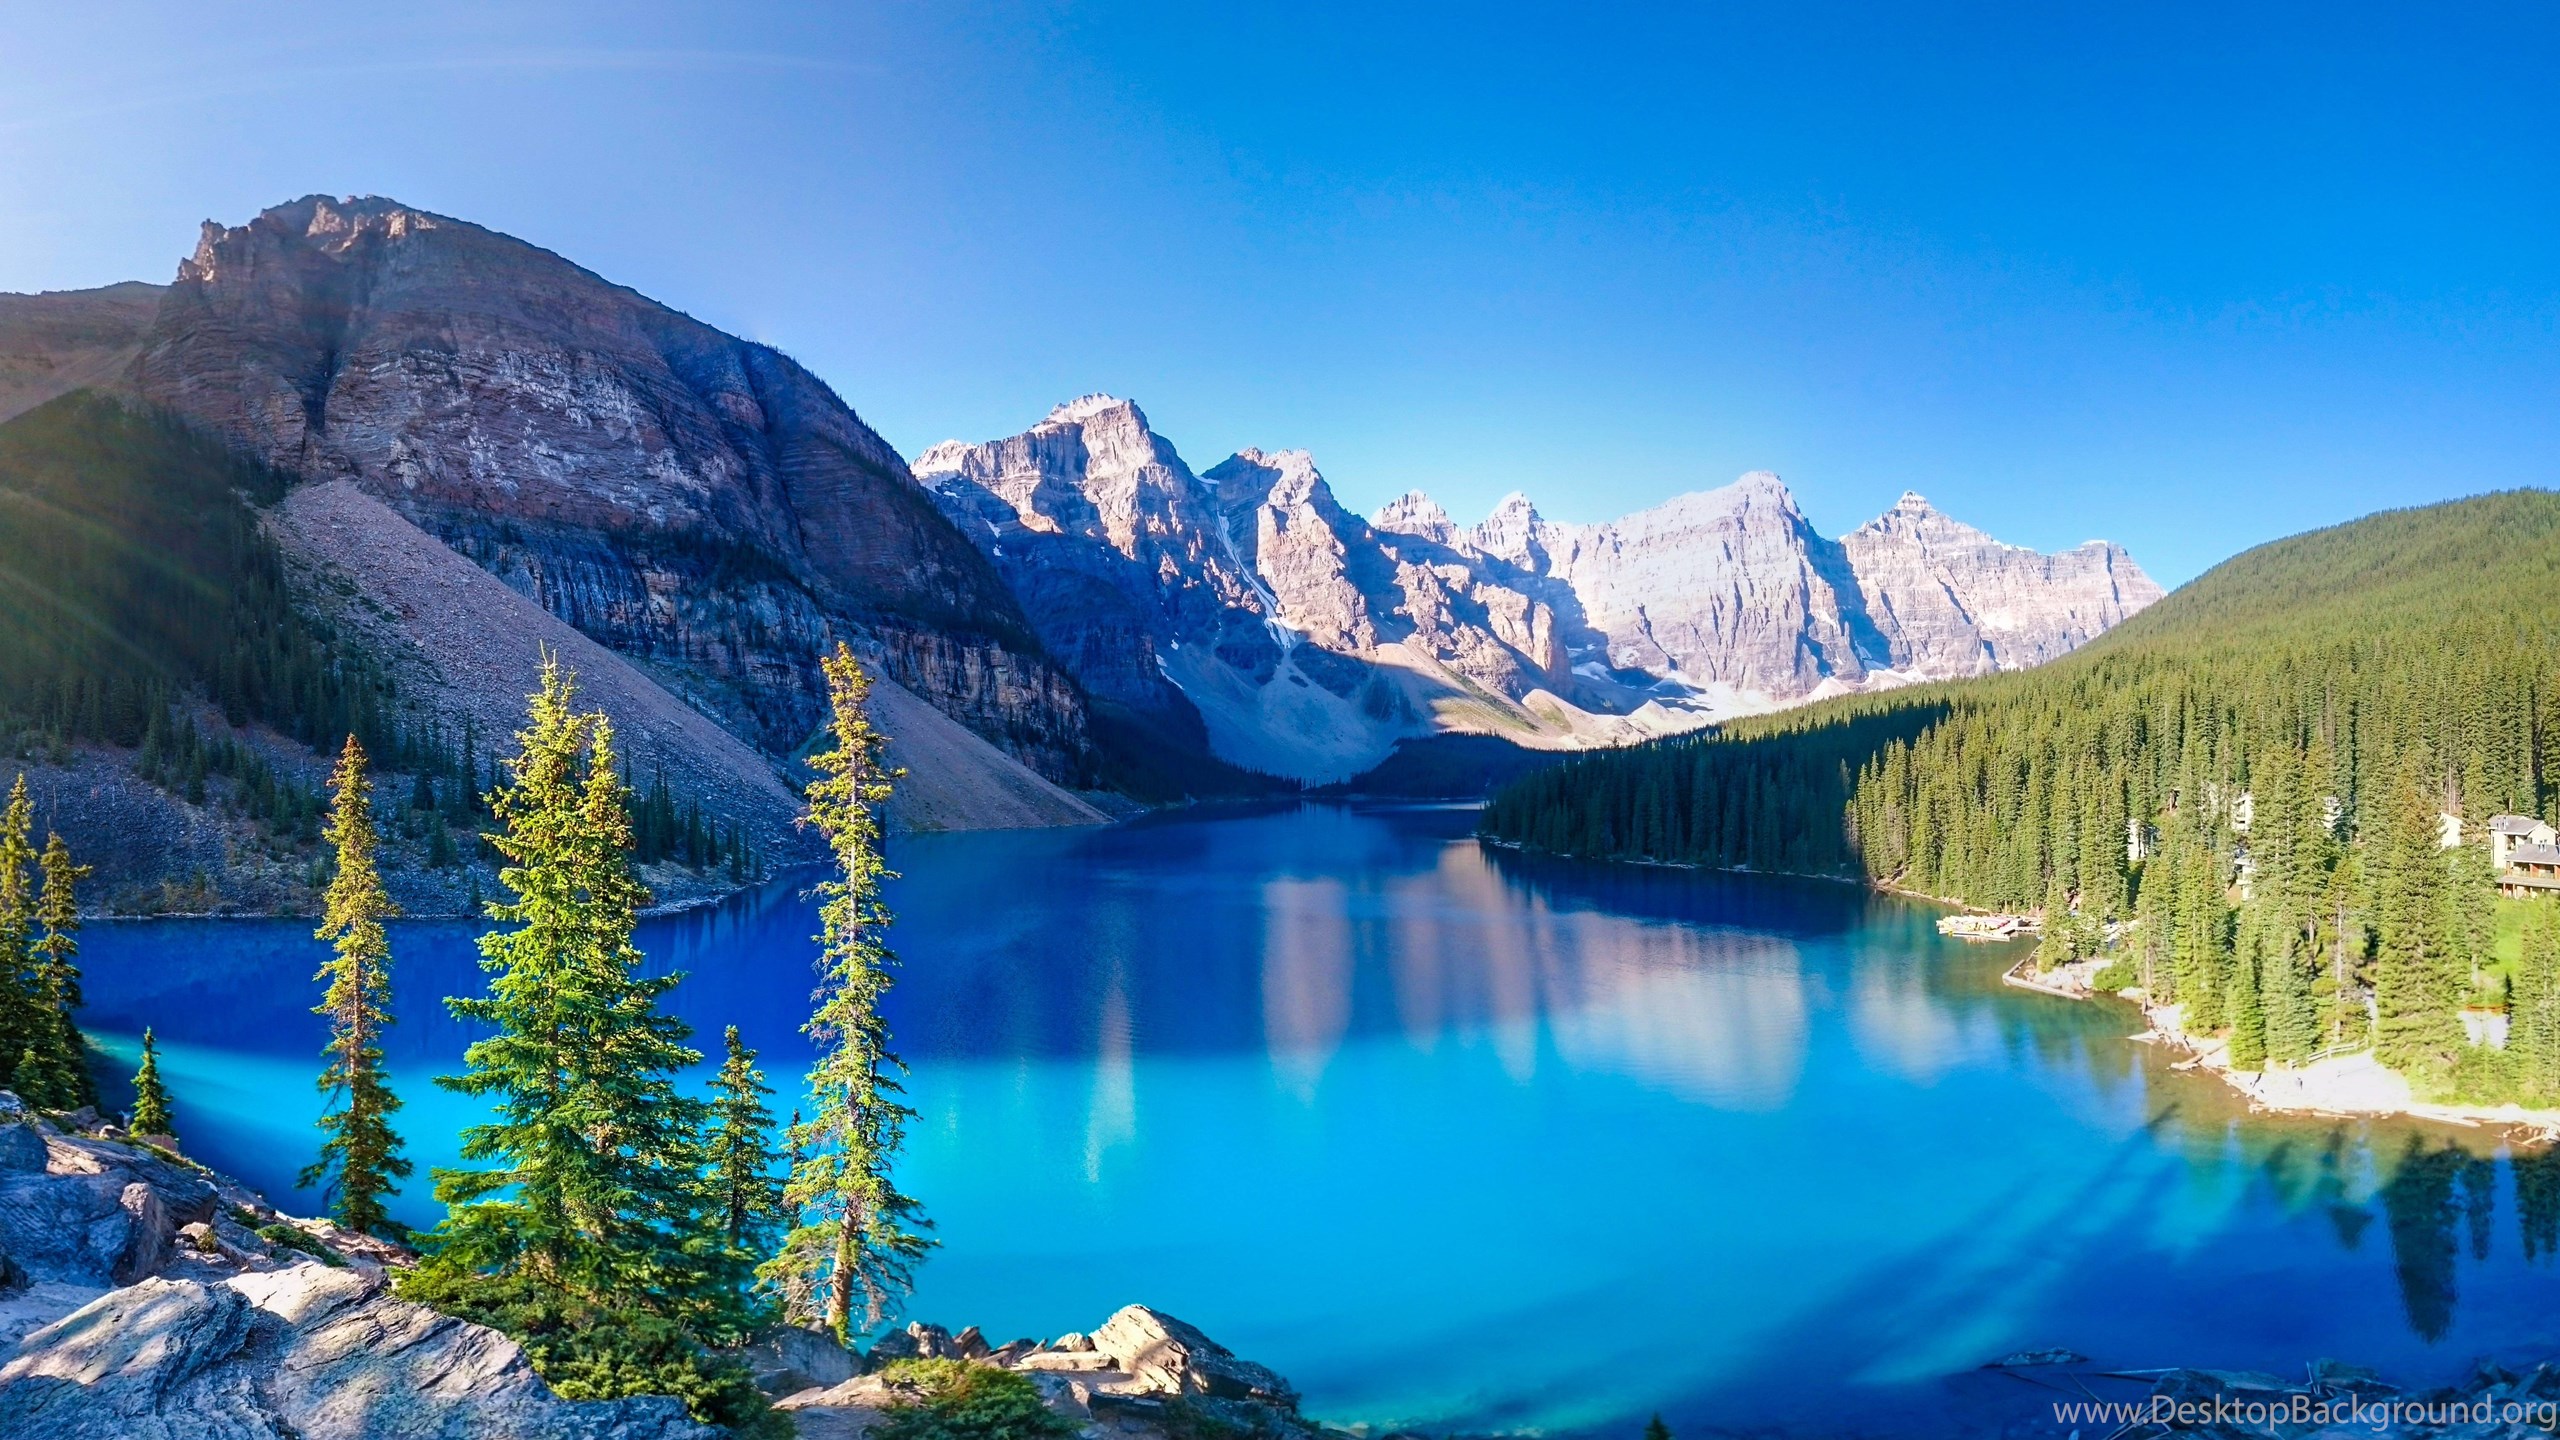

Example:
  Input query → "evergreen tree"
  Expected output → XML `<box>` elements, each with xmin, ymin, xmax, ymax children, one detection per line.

<box><xmin>2227</xmin><ymin>933</ymin><xmax>2269</xmax><ymax>1070</ymax></box>
<box><xmin>764</xmin><ymin>644</ymin><xmax>931</xmax><ymax>1340</ymax></box>
<box><xmin>19</xmin><ymin>831</ymin><xmax>95</xmax><ymax>1108</ymax></box>
<box><xmin>2374</xmin><ymin>766</ymin><xmax>2463</xmax><ymax>1084</ymax></box>
<box><xmin>300</xmin><ymin>737</ymin><xmax>413</xmax><ymax>1238</ymax></box>
<box><xmin>427</xmin><ymin>660</ymin><xmax>708</xmax><ymax>1305</ymax></box>
<box><xmin>0</xmin><ymin>777</ymin><xmax>35</xmax><ymax>1092</ymax></box>
<box><xmin>129</xmin><ymin>1026</ymin><xmax>175</xmax><ymax>1139</ymax></box>
<box><xmin>709</xmin><ymin>1026</ymin><xmax>783</xmax><ymax>1251</ymax></box>
<box><xmin>705</xmin><ymin>1025</ymin><xmax>785</xmax><ymax>1317</ymax></box>
<box><xmin>2512</xmin><ymin>903</ymin><xmax>2560</xmax><ymax>1103</ymax></box>
<box><xmin>1644</xmin><ymin>1416</ymin><xmax>1672</xmax><ymax>1440</ymax></box>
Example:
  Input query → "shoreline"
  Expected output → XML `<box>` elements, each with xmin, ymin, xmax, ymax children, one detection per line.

<box><xmin>2001</xmin><ymin>951</ymin><xmax>2560</xmax><ymax>1141</ymax></box>
<box><xmin>1474</xmin><ymin>836</ymin><xmax>2560</xmax><ymax>1143</ymax></box>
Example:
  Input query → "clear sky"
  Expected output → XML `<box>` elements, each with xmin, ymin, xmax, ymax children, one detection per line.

<box><xmin>3</xmin><ymin>2</ymin><xmax>2554</xmax><ymax>585</ymax></box>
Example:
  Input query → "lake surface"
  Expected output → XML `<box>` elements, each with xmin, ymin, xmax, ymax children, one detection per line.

<box><xmin>72</xmin><ymin>802</ymin><xmax>2560</xmax><ymax>1436</ymax></box>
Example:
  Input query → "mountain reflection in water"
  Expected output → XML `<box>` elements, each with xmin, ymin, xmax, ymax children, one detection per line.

<box><xmin>72</xmin><ymin>802</ymin><xmax>2560</xmax><ymax>1437</ymax></box>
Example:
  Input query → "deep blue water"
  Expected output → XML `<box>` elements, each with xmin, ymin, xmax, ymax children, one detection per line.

<box><xmin>70</xmin><ymin>802</ymin><xmax>2560</xmax><ymax>1436</ymax></box>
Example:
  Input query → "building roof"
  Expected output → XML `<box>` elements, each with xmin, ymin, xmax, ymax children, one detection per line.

<box><xmin>2508</xmin><ymin>843</ymin><xmax>2560</xmax><ymax>868</ymax></box>
<box><xmin>2492</xmin><ymin>815</ymin><xmax>2552</xmax><ymax>836</ymax></box>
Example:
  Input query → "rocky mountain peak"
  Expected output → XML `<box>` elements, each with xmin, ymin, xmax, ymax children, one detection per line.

<box><xmin>1045</xmin><ymin>392</ymin><xmax>1144</xmax><ymax>428</ymax></box>
<box><xmin>1371</xmin><ymin>490</ymin><xmax>1457</xmax><ymax>544</ymax></box>
<box><xmin>178</xmin><ymin>195</ymin><xmax>448</xmax><ymax>285</ymax></box>
<box><xmin>1468</xmin><ymin>491</ymin><xmax>1548</xmax><ymax>566</ymax></box>
<box><xmin>1209</xmin><ymin>447</ymin><xmax>1325</xmax><ymax>507</ymax></box>
<box><xmin>131</xmin><ymin>193</ymin><xmax>1096</xmax><ymax>784</ymax></box>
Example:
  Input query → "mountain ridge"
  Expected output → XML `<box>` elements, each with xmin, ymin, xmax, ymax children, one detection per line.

<box><xmin>917</xmin><ymin>396</ymin><xmax>2162</xmax><ymax>783</ymax></box>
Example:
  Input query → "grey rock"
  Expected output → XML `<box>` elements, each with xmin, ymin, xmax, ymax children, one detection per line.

<box><xmin>0</xmin><ymin>1132</ymin><xmax>214</xmax><ymax>1288</ymax></box>
<box><xmin>0</xmin><ymin>1122</ymin><xmax>46</xmax><ymax>1173</ymax></box>
<box><xmin>0</xmin><ymin>1263</ymin><xmax>719</xmax><ymax>1439</ymax></box>
<box><xmin>953</xmin><ymin>1324</ymin><xmax>989</xmax><ymax>1360</ymax></box>
<box><xmin>865</xmin><ymin>1319</ymin><xmax>959</xmax><ymax>1368</ymax></box>
<box><xmin>738</xmin><ymin>1323</ymin><xmax>860</xmax><ymax>1398</ymax></box>
<box><xmin>1088</xmin><ymin>1304</ymin><xmax>1298</xmax><ymax>1410</ymax></box>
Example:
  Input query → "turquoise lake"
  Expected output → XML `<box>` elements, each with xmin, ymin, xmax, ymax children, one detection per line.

<box><xmin>69</xmin><ymin>802</ymin><xmax>2560</xmax><ymax>1435</ymax></box>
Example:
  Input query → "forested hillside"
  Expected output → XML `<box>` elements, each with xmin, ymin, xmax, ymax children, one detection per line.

<box><xmin>1482</xmin><ymin>491</ymin><xmax>2560</xmax><ymax>1100</ymax></box>
<box><xmin>0</xmin><ymin>392</ymin><xmax>764</xmax><ymax>905</ymax></box>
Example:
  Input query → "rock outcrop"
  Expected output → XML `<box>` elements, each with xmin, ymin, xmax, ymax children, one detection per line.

<box><xmin>924</xmin><ymin>402</ymin><xmax>2163</xmax><ymax>784</ymax></box>
<box><xmin>0</xmin><ymin>1266</ymin><xmax>718</xmax><ymax>1440</ymax></box>
<box><xmin>0</xmin><ymin>1099</ymin><xmax>720</xmax><ymax>1438</ymax></box>
<box><xmin>125</xmin><ymin>194</ymin><xmax>1094</xmax><ymax>786</ymax></box>
<box><xmin>782</xmin><ymin>1304</ymin><xmax>1312</xmax><ymax>1440</ymax></box>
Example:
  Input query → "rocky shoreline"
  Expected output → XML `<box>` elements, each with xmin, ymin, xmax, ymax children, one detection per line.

<box><xmin>0</xmin><ymin>1092</ymin><xmax>1322</xmax><ymax>1440</ymax></box>
<box><xmin>2002</xmin><ymin>952</ymin><xmax>2560</xmax><ymax>1139</ymax></box>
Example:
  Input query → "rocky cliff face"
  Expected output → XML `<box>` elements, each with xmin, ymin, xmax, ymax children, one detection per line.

<box><xmin>1474</xmin><ymin>475</ymin><xmax>2164</xmax><ymax>700</ymax></box>
<box><xmin>928</xmin><ymin>404</ymin><xmax>2163</xmax><ymax>783</ymax></box>
<box><xmin>920</xmin><ymin>399</ymin><xmax>1618</xmax><ymax>783</ymax></box>
<box><xmin>1839</xmin><ymin>489</ymin><xmax>2161</xmax><ymax>676</ymax></box>
<box><xmin>126</xmin><ymin>195</ymin><xmax>1092</xmax><ymax>783</ymax></box>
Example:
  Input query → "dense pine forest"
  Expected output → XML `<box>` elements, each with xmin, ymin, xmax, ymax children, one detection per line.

<box><xmin>0</xmin><ymin>392</ymin><xmax>755</xmax><ymax>894</ymax></box>
<box><xmin>1482</xmin><ymin>491</ymin><xmax>2560</xmax><ymax>1103</ymax></box>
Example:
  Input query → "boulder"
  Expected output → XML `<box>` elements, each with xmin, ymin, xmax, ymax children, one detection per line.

<box><xmin>0</xmin><ymin>1262</ymin><xmax>720</xmax><ymax>1439</ymax></box>
<box><xmin>1088</xmin><ymin>1305</ymin><xmax>1298</xmax><ymax>1410</ymax></box>
<box><xmin>953</xmin><ymin>1324</ymin><xmax>990</xmax><ymax>1360</ymax></box>
<box><xmin>865</xmin><ymin>1320</ymin><xmax>958</xmax><ymax>1368</ymax></box>
<box><xmin>0</xmin><ymin>1134</ymin><xmax>214</xmax><ymax>1288</ymax></box>
<box><xmin>739</xmin><ymin>1324</ymin><xmax>861</xmax><ymax>1398</ymax></box>
<box><xmin>0</xmin><ymin>1122</ymin><xmax>44</xmax><ymax>1173</ymax></box>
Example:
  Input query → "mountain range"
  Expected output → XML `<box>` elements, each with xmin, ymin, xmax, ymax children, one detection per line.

<box><xmin>918</xmin><ymin>397</ymin><xmax>2160</xmax><ymax>782</ymax></box>
<box><xmin>0</xmin><ymin>194</ymin><xmax>2160</xmax><ymax>903</ymax></box>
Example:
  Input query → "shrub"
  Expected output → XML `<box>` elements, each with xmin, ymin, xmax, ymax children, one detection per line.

<box><xmin>393</xmin><ymin>1269</ymin><xmax>786</xmax><ymax>1439</ymax></box>
<box><xmin>2091</xmin><ymin>955</ymin><xmax>2140</xmax><ymax>993</ymax></box>
<box><xmin>254</xmin><ymin>1222</ymin><xmax>346</xmax><ymax>1267</ymax></box>
<box><xmin>873</xmin><ymin>1359</ymin><xmax>1080</xmax><ymax>1440</ymax></box>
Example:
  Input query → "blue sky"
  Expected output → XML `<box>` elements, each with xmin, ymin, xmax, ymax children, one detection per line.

<box><xmin>3</xmin><ymin>2</ymin><xmax>2554</xmax><ymax>585</ymax></box>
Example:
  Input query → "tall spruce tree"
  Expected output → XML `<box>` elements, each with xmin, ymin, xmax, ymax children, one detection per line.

<box><xmin>705</xmin><ymin>1025</ymin><xmax>784</xmax><ymax>1315</ymax></box>
<box><xmin>765</xmin><ymin>644</ymin><xmax>930</xmax><ymax>1341</ymax></box>
<box><xmin>129</xmin><ymin>1026</ymin><xmax>175</xmax><ymax>1139</ymax></box>
<box><xmin>301</xmin><ymin>737</ymin><xmax>412</xmax><ymax>1238</ymax></box>
<box><xmin>17</xmin><ymin>832</ymin><xmax>95</xmax><ymax>1108</ymax></box>
<box><xmin>2374</xmin><ymin>765</ymin><xmax>2464</xmax><ymax>1083</ymax></box>
<box><xmin>2512</xmin><ymin>903</ymin><xmax>2560</xmax><ymax>1103</ymax></box>
<box><xmin>2227</xmin><ymin>932</ymin><xmax>2269</xmax><ymax>1069</ymax></box>
<box><xmin>0</xmin><ymin>777</ymin><xmax>36</xmax><ymax>1092</ymax></box>
<box><xmin>428</xmin><ymin>660</ymin><xmax>708</xmax><ymax>1304</ymax></box>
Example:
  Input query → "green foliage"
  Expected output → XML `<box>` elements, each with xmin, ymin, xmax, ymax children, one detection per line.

<box><xmin>1481</xmin><ymin>705</ymin><xmax>1947</xmax><ymax>875</ymax></box>
<box><xmin>1644</xmin><ymin>1416</ymin><xmax>1674</xmax><ymax>1440</ymax></box>
<box><xmin>300</xmin><ymin>738</ymin><xmax>412</xmax><ymax>1237</ymax></box>
<box><xmin>1484</xmin><ymin>491</ymin><xmax>2560</xmax><ymax>1099</ymax></box>
<box><xmin>393</xmin><ymin>1269</ymin><xmax>786</xmax><ymax>1439</ymax></box>
<box><xmin>254</xmin><ymin>1222</ymin><xmax>347</xmax><ymax>1267</ymax></box>
<box><xmin>0</xmin><ymin>393</ymin><xmax>391</xmax><ymax>766</ymax></box>
<box><xmin>24</xmin><ymin>830</ymin><xmax>97</xmax><ymax>1109</ymax></box>
<box><xmin>704</xmin><ymin>1025</ymin><xmax>785</xmax><ymax>1327</ymax></box>
<box><xmin>425</xmin><ymin>660</ymin><xmax>707</xmax><ymax>1304</ymax></box>
<box><xmin>2510</xmin><ymin>903</ymin><xmax>2560</xmax><ymax>1102</ymax></box>
<box><xmin>0</xmin><ymin>777</ymin><xmax>37</xmax><ymax>1095</ymax></box>
<box><xmin>2090</xmin><ymin>954</ymin><xmax>2139</xmax><ymax>992</ymax></box>
<box><xmin>765</xmin><ymin>644</ymin><xmax>931</xmax><ymax>1340</ymax></box>
<box><xmin>871</xmin><ymin>1360</ymin><xmax>1078</xmax><ymax>1440</ymax></box>
<box><xmin>128</xmin><ymin>1026</ymin><xmax>174</xmax><ymax>1139</ymax></box>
